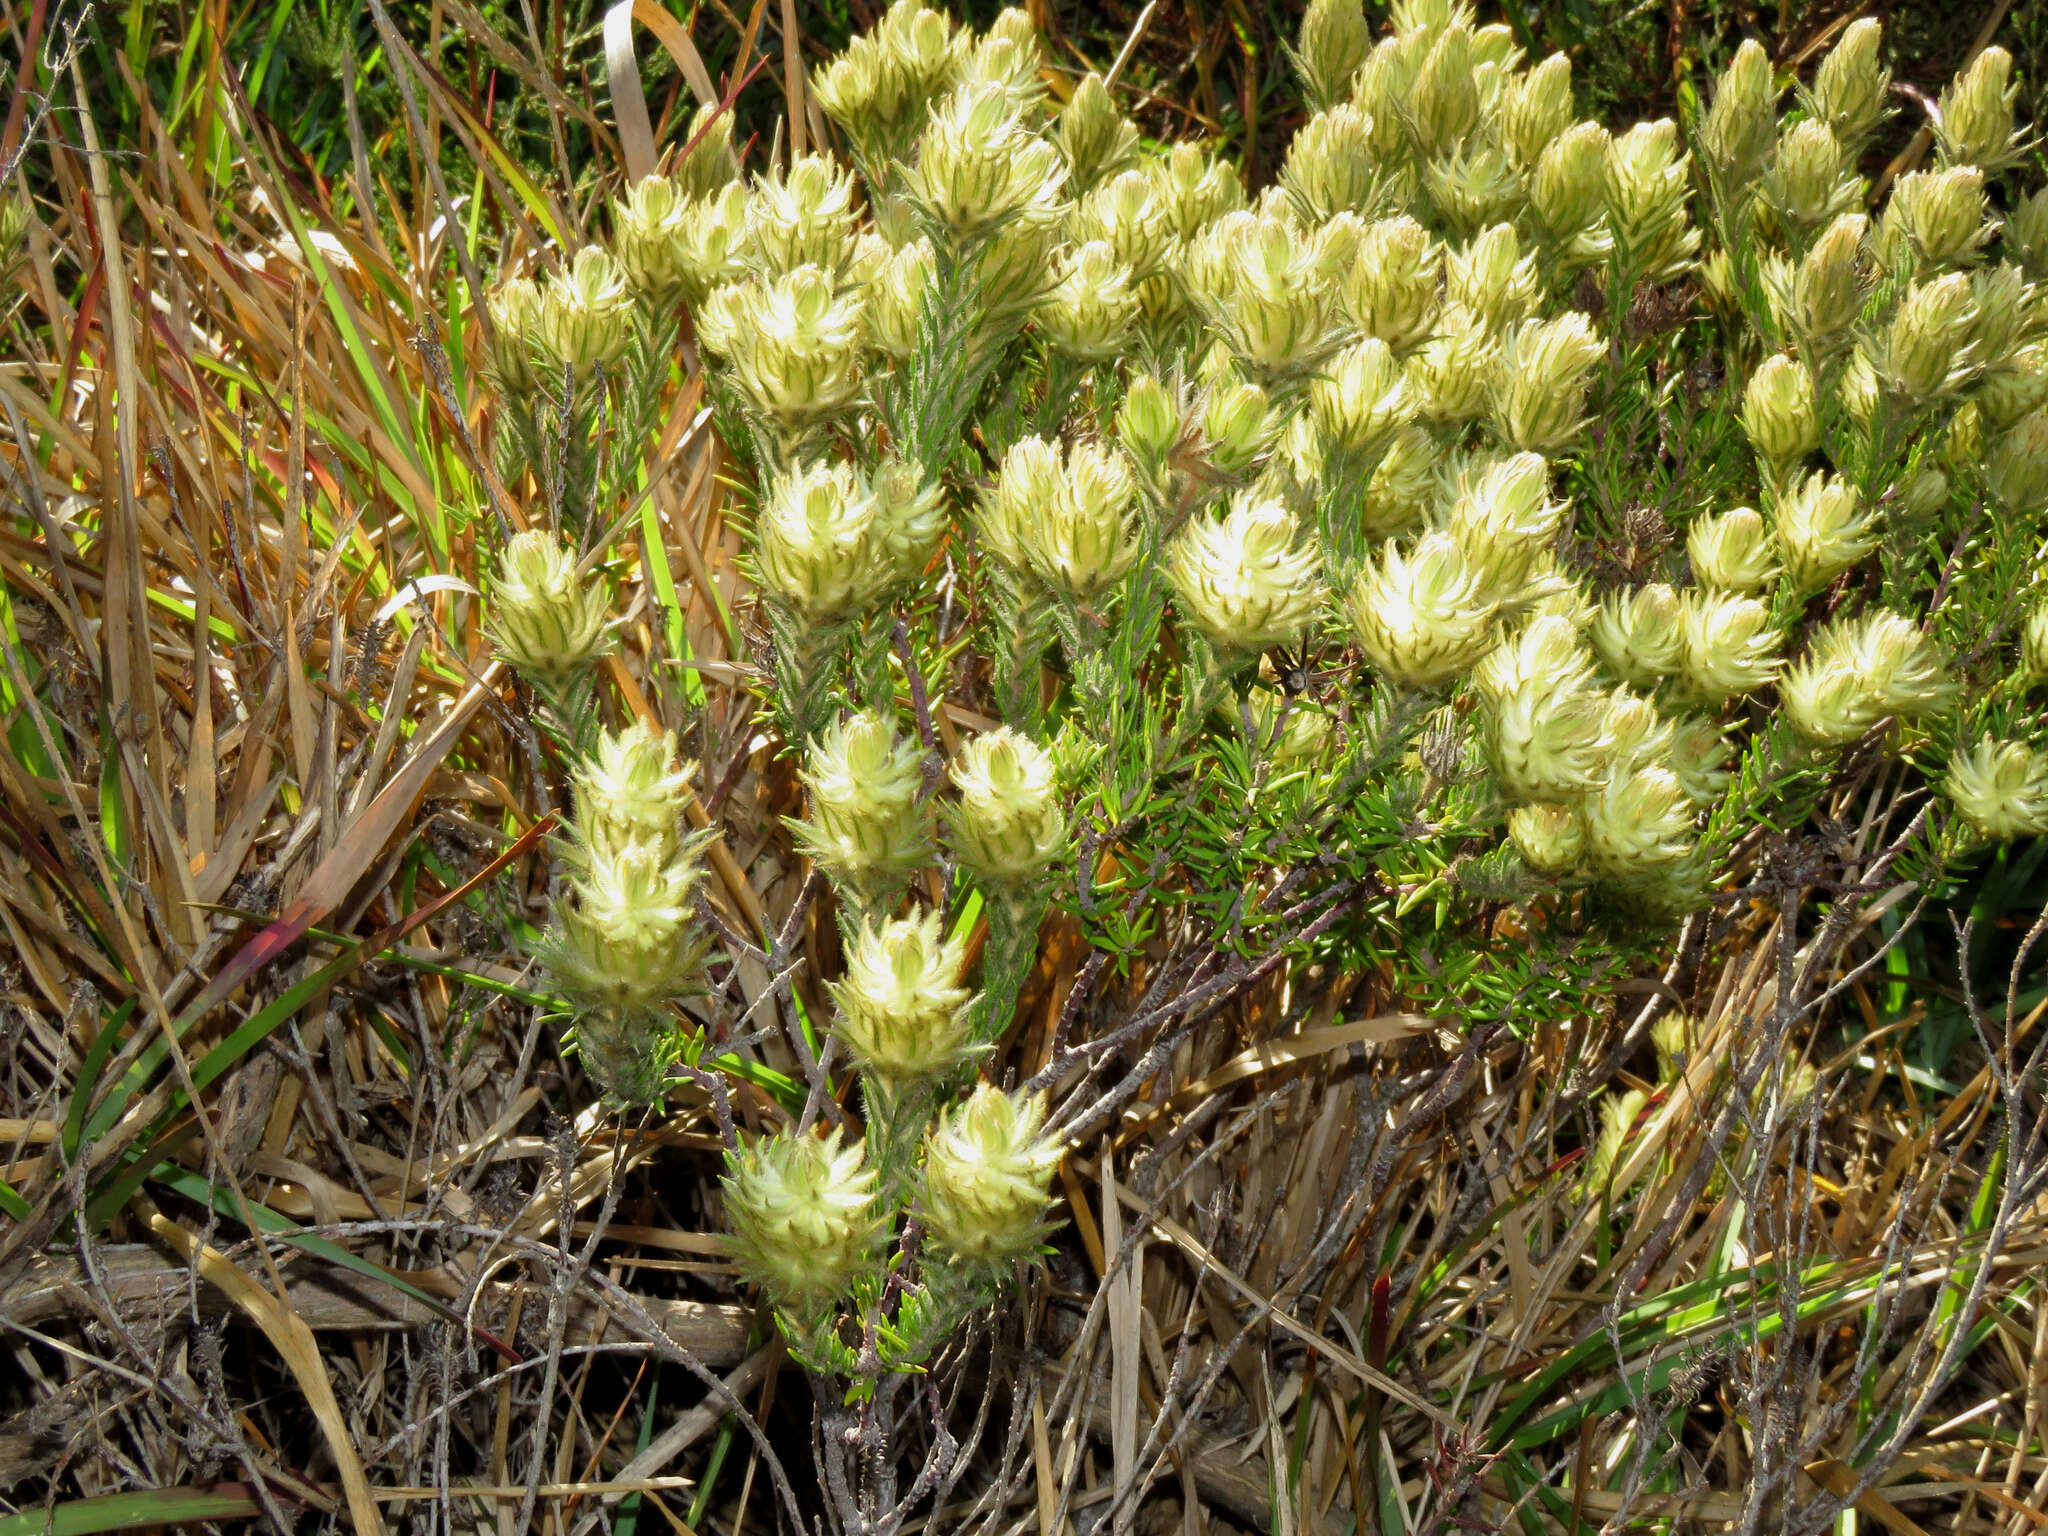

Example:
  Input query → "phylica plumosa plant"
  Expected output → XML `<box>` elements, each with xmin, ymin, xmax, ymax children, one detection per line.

<box><xmin>477</xmin><ymin>1</ymin><xmax>2048</xmax><ymax>1526</ymax></box>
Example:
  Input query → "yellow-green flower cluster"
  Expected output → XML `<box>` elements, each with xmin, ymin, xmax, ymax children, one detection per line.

<box><xmin>724</xmin><ymin>1129</ymin><xmax>884</xmax><ymax>1310</ymax></box>
<box><xmin>540</xmin><ymin>723</ymin><xmax>714</xmax><ymax>1099</ymax></box>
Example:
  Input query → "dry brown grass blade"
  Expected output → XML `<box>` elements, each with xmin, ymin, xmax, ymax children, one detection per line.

<box><xmin>3</xmin><ymin>1245</ymin><xmax>752</xmax><ymax>1361</ymax></box>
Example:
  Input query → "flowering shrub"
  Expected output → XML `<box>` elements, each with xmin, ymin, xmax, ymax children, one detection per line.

<box><xmin>478</xmin><ymin>0</ymin><xmax>2048</xmax><ymax>1519</ymax></box>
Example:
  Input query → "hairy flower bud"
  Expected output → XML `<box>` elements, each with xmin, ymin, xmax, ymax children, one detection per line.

<box><xmin>2015</xmin><ymin>601</ymin><xmax>2048</xmax><ymax>690</ymax></box>
<box><xmin>1150</xmin><ymin>142</ymin><xmax>1247</xmax><ymax>240</ymax></box>
<box><xmin>1359</xmin><ymin>424</ymin><xmax>1439</xmax><ymax>536</ymax></box>
<box><xmin>1167</xmin><ymin>496</ymin><xmax>1324</xmax><ymax>653</ymax></box>
<box><xmin>865</xmin><ymin>236</ymin><xmax>935</xmax><ymax>358</ymax></box>
<box><xmin>1193</xmin><ymin>214</ymin><xmax>1341</xmax><ymax>378</ymax></box>
<box><xmin>945</xmin><ymin>727</ymin><xmax>1065</xmax><ymax>887</ymax></box>
<box><xmin>2008</xmin><ymin>187</ymin><xmax>2048</xmax><ymax>279</ymax></box>
<box><xmin>1022</xmin><ymin>441</ymin><xmax>1143</xmax><ymax>600</ymax></box>
<box><xmin>1407</xmin><ymin>305</ymin><xmax>1499</xmax><ymax>425</ymax></box>
<box><xmin>1887</xmin><ymin>166</ymin><xmax>1992</xmax><ymax>269</ymax></box>
<box><xmin>1281</xmin><ymin>104</ymin><xmax>1384</xmax><ymax>222</ymax></box>
<box><xmin>671</xmin><ymin>100</ymin><xmax>740</xmax><ymax>198</ymax></box>
<box><xmin>1781</xmin><ymin>609</ymin><xmax>1953</xmax><ymax>744</ymax></box>
<box><xmin>1530</xmin><ymin>121</ymin><xmax>1610</xmax><ymax>255</ymax></box>
<box><xmin>1339</xmin><ymin>216</ymin><xmax>1441</xmax><ymax>353</ymax></box>
<box><xmin>830</xmin><ymin>911</ymin><xmax>976</xmax><ymax>1080</ymax></box>
<box><xmin>1601</xmin><ymin>691</ymin><xmax>1677</xmax><ymax>772</ymax></box>
<box><xmin>1773</xmin><ymin>471</ymin><xmax>1875</xmax><ymax>588</ymax></box>
<box><xmin>1422</xmin><ymin>143</ymin><xmax>1523</xmax><ymax>236</ymax></box>
<box><xmin>1687</xmin><ymin>506</ymin><xmax>1777</xmax><ymax>592</ymax></box>
<box><xmin>1741</xmin><ymin>355</ymin><xmax>1820</xmax><ymax>469</ymax></box>
<box><xmin>909</xmin><ymin>82</ymin><xmax>1066</xmax><ymax>237</ymax></box>
<box><xmin>1977</xmin><ymin>344</ymin><xmax>2048</xmax><ymax>432</ymax></box>
<box><xmin>611</xmin><ymin>176</ymin><xmax>696</xmax><ymax>304</ymax></box>
<box><xmin>0</xmin><ymin>195</ymin><xmax>27</xmax><ymax>280</ymax></box>
<box><xmin>973</xmin><ymin>219</ymin><xmax>1066</xmax><ymax>324</ymax></box>
<box><xmin>752</xmin><ymin>460</ymin><xmax>893</xmax><ymax>621</ymax></box>
<box><xmin>1474</xmin><ymin>611</ymin><xmax>1593</xmax><ymax>698</ymax></box>
<box><xmin>1200</xmin><ymin>371</ymin><xmax>1276</xmax><ymax>476</ymax></box>
<box><xmin>1056</xmin><ymin>73</ymin><xmax>1140</xmax><ymax>191</ymax></box>
<box><xmin>1494</xmin><ymin>311</ymin><xmax>1603</xmax><ymax>453</ymax></box>
<box><xmin>1935</xmin><ymin>45</ymin><xmax>2023</xmax><ymax>173</ymax></box>
<box><xmin>1446</xmin><ymin>452</ymin><xmax>1566</xmax><ymax>603</ymax></box>
<box><xmin>1310</xmin><ymin>336</ymin><xmax>1409</xmax><ymax>458</ymax></box>
<box><xmin>1582</xmin><ymin>765</ymin><xmax>1695</xmax><ymax>875</ymax></box>
<box><xmin>1784</xmin><ymin>212</ymin><xmax>1869</xmax><ymax>350</ymax></box>
<box><xmin>1347</xmin><ymin>530</ymin><xmax>1497</xmax><ymax>688</ymax></box>
<box><xmin>534</xmin><ymin>247</ymin><xmax>634</xmax><ymax>371</ymax></box>
<box><xmin>1808</xmin><ymin>18</ymin><xmax>1890</xmax><ymax>152</ymax></box>
<box><xmin>670</xmin><ymin>182</ymin><xmax>752</xmax><ymax>305</ymax></box>
<box><xmin>1700</xmin><ymin>39</ymin><xmax>1777</xmax><ymax>193</ymax></box>
<box><xmin>1581</xmin><ymin>1087</ymin><xmax>1649</xmax><ymax>1196</ymax></box>
<box><xmin>1115</xmin><ymin>372</ymin><xmax>1183</xmax><ymax>493</ymax></box>
<box><xmin>1508</xmin><ymin>802</ymin><xmax>1583</xmax><ymax>873</ymax></box>
<box><xmin>1874</xmin><ymin>271</ymin><xmax>1979</xmax><ymax>403</ymax></box>
<box><xmin>1969</xmin><ymin>264</ymin><xmax>2028</xmax><ymax>370</ymax></box>
<box><xmin>871</xmin><ymin>460</ymin><xmax>947</xmax><ymax>584</ymax></box>
<box><xmin>1678</xmin><ymin>590</ymin><xmax>1779</xmax><ymax>702</ymax></box>
<box><xmin>698</xmin><ymin>266</ymin><xmax>865</xmax><ymax>425</ymax></box>
<box><xmin>1945</xmin><ymin>738</ymin><xmax>2048</xmax><ymax>841</ymax></box>
<box><xmin>1836</xmin><ymin>347</ymin><xmax>1879</xmax><ymax>425</ymax></box>
<box><xmin>979</xmin><ymin>435</ymin><xmax>1061</xmax><ymax>571</ymax></box>
<box><xmin>1486</xmin><ymin>666</ymin><xmax>1610</xmax><ymax>803</ymax></box>
<box><xmin>487</xmin><ymin>531</ymin><xmax>614</xmax><ymax>683</ymax></box>
<box><xmin>1604</xmin><ymin>119</ymin><xmax>1699</xmax><ymax>283</ymax></box>
<box><xmin>1035</xmin><ymin>241</ymin><xmax>1138</xmax><ymax>360</ymax></box>
<box><xmin>1590</xmin><ymin>583</ymin><xmax>1683</xmax><ymax>685</ymax></box>
<box><xmin>1761</xmin><ymin>119</ymin><xmax>1858</xmax><ymax>242</ymax></box>
<box><xmin>1899</xmin><ymin>466</ymin><xmax>1950</xmax><ymax>519</ymax></box>
<box><xmin>962</xmin><ymin>10</ymin><xmax>1043</xmax><ymax>110</ymax></box>
<box><xmin>1987</xmin><ymin>412</ymin><xmax>2048</xmax><ymax>517</ymax></box>
<box><xmin>1069</xmin><ymin>170</ymin><xmax>1172</xmax><ymax>282</ymax></box>
<box><xmin>483</xmin><ymin>277</ymin><xmax>544</xmax><ymax>394</ymax></box>
<box><xmin>1292</xmin><ymin>0</ymin><xmax>1372</xmax><ymax>110</ymax></box>
<box><xmin>1445</xmin><ymin>223</ymin><xmax>1538</xmax><ymax>334</ymax></box>
<box><xmin>1650</xmin><ymin>1011</ymin><xmax>1697</xmax><ymax>1080</ymax></box>
<box><xmin>921</xmin><ymin>1086</ymin><xmax>1062</xmax><ymax>1262</ymax></box>
<box><xmin>572</xmin><ymin>723</ymin><xmax>691</xmax><ymax>861</ymax></box>
<box><xmin>790</xmin><ymin>711</ymin><xmax>932</xmax><ymax>895</ymax></box>
<box><xmin>749</xmin><ymin>155</ymin><xmax>860</xmax><ymax>279</ymax></box>
<box><xmin>1403</xmin><ymin>22</ymin><xmax>1481</xmax><ymax>158</ymax></box>
<box><xmin>1669</xmin><ymin>716</ymin><xmax>1734</xmax><ymax>807</ymax></box>
<box><xmin>1498</xmin><ymin>52</ymin><xmax>1575</xmax><ymax>170</ymax></box>
<box><xmin>723</xmin><ymin>1129</ymin><xmax>880</xmax><ymax>1309</ymax></box>
<box><xmin>544</xmin><ymin>827</ymin><xmax>711</xmax><ymax>1032</ymax></box>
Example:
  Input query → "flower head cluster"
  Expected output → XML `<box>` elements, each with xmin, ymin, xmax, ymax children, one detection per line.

<box><xmin>541</xmin><ymin>723</ymin><xmax>713</xmax><ymax>1099</ymax></box>
<box><xmin>830</xmin><ymin>911</ymin><xmax>977</xmax><ymax>1080</ymax></box>
<box><xmin>1165</xmin><ymin>496</ymin><xmax>1324</xmax><ymax>654</ymax></box>
<box><xmin>697</xmin><ymin>266</ymin><xmax>865</xmax><ymax>427</ymax></box>
<box><xmin>919</xmin><ymin>1087</ymin><xmax>1063</xmax><ymax>1262</ymax></box>
<box><xmin>486</xmin><ymin>531</ymin><xmax>615</xmax><ymax>685</ymax></box>
<box><xmin>724</xmin><ymin>1129</ymin><xmax>883</xmax><ymax>1310</ymax></box>
<box><xmin>945</xmin><ymin>728</ymin><xmax>1066</xmax><ymax>889</ymax></box>
<box><xmin>1945</xmin><ymin>738</ymin><xmax>2048</xmax><ymax>840</ymax></box>
<box><xmin>612</xmin><ymin>0</ymin><xmax>2048</xmax><ymax>1368</ymax></box>
<box><xmin>788</xmin><ymin>711</ymin><xmax>932</xmax><ymax>899</ymax></box>
<box><xmin>1781</xmin><ymin>610</ymin><xmax>1954</xmax><ymax>746</ymax></box>
<box><xmin>751</xmin><ymin>458</ymin><xmax>942</xmax><ymax>622</ymax></box>
<box><xmin>980</xmin><ymin>437</ymin><xmax>1142</xmax><ymax>601</ymax></box>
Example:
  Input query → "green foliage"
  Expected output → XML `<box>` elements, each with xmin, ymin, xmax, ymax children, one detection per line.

<box><xmin>468</xmin><ymin>0</ymin><xmax>2048</xmax><ymax>1457</ymax></box>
